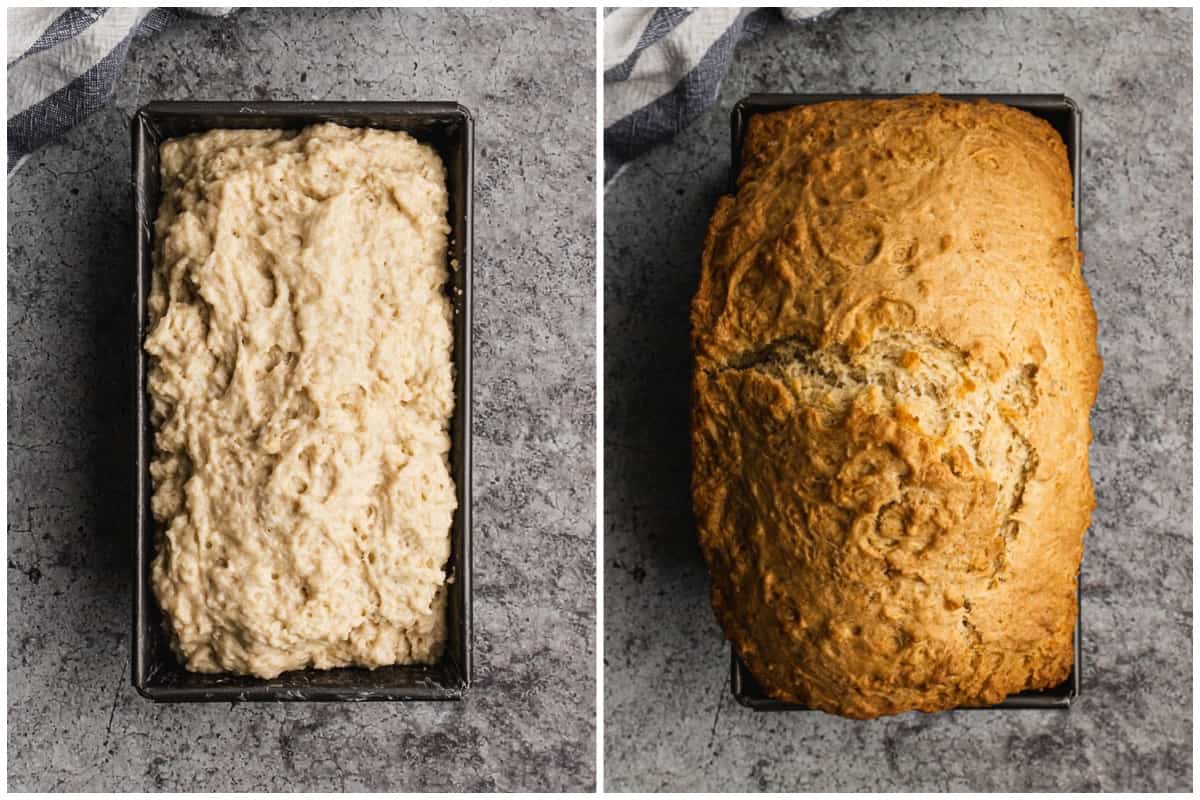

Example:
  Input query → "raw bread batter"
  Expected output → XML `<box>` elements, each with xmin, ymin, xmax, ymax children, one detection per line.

<box><xmin>146</xmin><ymin>124</ymin><xmax>456</xmax><ymax>679</ymax></box>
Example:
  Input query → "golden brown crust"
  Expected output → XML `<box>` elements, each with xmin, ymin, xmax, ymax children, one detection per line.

<box><xmin>691</xmin><ymin>95</ymin><xmax>1100</xmax><ymax>719</ymax></box>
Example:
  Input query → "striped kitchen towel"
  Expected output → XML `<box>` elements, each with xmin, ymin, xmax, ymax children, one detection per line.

<box><xmin>7</xmin><ymin>7</ymin><xmax>231</xmax><ymax>175</ymax></box>
<box><xmin>604</xmin><ymin>7</ymin><xmax>834</xmax><ymax>181</ymax></box>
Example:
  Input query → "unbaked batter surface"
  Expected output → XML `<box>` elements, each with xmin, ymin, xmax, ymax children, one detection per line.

<box><xmin>146</xmin><ymin>123</ymin><xmax>455</xmax><ymax>679</ymax></box>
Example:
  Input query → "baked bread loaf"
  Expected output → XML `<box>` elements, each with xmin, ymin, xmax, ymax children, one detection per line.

<box><xmin>691</xmin><ymin>95</ymin><xmax>1100</xmax><ymax>718</ymax></box>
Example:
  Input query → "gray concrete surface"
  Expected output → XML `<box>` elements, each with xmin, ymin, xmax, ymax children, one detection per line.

<box><xmin>8</xmin><ymin>8</ymin><xmax>595</xmax><ymax>792</ymax></box>
<box><xmin>604</xmin><ymin>7</ymin><xmax>1191</xmax><ymax>792</ymax></box>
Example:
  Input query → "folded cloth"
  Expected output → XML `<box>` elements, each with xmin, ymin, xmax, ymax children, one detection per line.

<box><xmin>7</xmin><ymin>7</ymin><xmax>231</xmax><ymax>175</ymax></box>
<box><xmin>604</xmin><ymin>7</ymin><xmax>833</xmax><ymax>181</ymax></box>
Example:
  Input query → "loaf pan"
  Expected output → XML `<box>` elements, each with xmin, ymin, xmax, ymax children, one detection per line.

<box><xmin>132</xmin><ymin>102</ymin><xmax>473</xmax><ymax>701</ymax></box>
<box><xmin>726</xmin><ymin>93</ymin><xmax>1083</xmax><ymax>712</ymax></box>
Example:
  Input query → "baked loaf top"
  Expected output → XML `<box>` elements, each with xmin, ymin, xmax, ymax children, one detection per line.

<box><xmin>691</xmin><ymin>95</ymin><xmax>1101</xmax><ymax>718</ymax></box>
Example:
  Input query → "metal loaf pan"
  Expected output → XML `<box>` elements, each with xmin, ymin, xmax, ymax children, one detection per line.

<box><xmin>132</xmin><ymin>102</ymin><xmax>473</xmax><ymax>701</ymax></box>
<box><xmin>726</xmin><ymin>93</ymin><xmax>1083</xmax><ymax>712</ymax></box>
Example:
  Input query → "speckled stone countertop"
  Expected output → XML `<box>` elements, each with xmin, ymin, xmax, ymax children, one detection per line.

<box><xmin>604</xmin><ymin>7</ymin><xmax>1191</xmax><ymax>792</ymax></box>
<box><xmin>9</xmin><ymin>8</ymin><xmax>595</xmax><ymax>792</ymax></box>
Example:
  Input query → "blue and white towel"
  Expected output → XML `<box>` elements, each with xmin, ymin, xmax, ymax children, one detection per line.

<box><xmin>604</xmin><ymin>7</ymin><xmax>833</xmax><ymax>180</ymax></box>
<box><xmin>7</xmin><ymin>7</ymin><xmax>230</xmax><ymax>175</ymax></box>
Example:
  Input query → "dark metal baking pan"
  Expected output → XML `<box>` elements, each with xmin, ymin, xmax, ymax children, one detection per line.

<box><xmin>726</xmin><ymin>93</ymin><xmax>1082</xmax><ymax>712</ymax></box>
<box><xmin>132</xmin><ymin>102</ymin><xmax>473</xmax><ymax>701</ymax></box>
